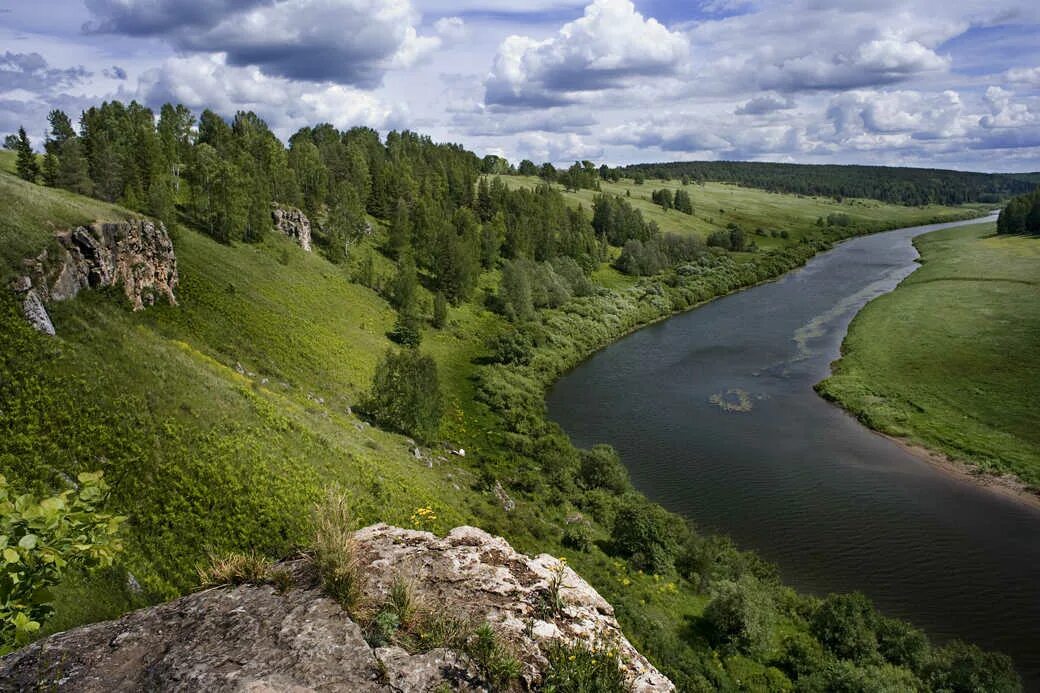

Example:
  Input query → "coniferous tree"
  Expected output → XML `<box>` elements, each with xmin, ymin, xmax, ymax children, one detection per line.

<box><xmin>15</xmin><ymin>127</ymin><xmax>40</xmax><ymax>183</ymax></box>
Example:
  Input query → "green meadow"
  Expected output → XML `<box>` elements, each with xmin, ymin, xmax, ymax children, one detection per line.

<box><xmin>818</xmin><ymin>222</ymin><xmax>1040</xmax><ymax>489</ymax></box>
<box><xmin>499</xmin><ymin>174</ymin><xmax>990</xmax><ymax>248</ymax></box>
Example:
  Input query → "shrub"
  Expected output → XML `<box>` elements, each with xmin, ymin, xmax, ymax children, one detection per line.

<box><xmin>924</xmin><ymin>640</ymin><xmax>1020</xmax><ymax>693</ymax></box>
<box><xmin>561</xmin><ymin>522</ymin><xmax>593</xmax><ymax>552</ymax></box>
<box><xmin>361</xmin><ymin>347</ymin><xmax>443</xmax><ymax>442</ymax></box>
<box><xmin>810</xmin><ymin>592</ymin><xmax>878</xmax><ymax>662</ymax></box>
<box><xmin>312</xmin><ymin>489</ymin><xmax>362</xmax><ymax>613</ymax></box>
<box><xmin>579</xmin><ymin>445</ymin><xmax>630</xmax><ymax>494</ymax></box>
<box><xmin>704</xmin><ymin>576</ymin><xmax>775</xmax><ymax>654</ymax></box>
<box><xmin>610</xmin><ymin>496</ymin><xmax>680</xmax><ymax>573</ymax></box>
<box><xmin>0</xmin><ymin>472</ymin><xmax>124</xmax><ymax>652</ymax></box>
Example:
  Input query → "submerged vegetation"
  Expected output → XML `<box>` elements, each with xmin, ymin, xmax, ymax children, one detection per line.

<box><xmin>0</xmin><ymin>99</ymin><xmax>1019</xmax><ymax>690</ymax></box>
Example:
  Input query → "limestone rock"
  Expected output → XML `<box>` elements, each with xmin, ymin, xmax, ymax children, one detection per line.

<box><xmin>15</xmin><ymin>220</ymin><xmax>178</xmax><ymax>329</ymax></box>
<box><xmin>271</xmin><ymin>204</ymin><xmax>312</xmax><ymax>252</ymax></box>
<box><xmin>18</xmin><ymin>288</ymin><xmax>55</xmax><ymax>335</ymax></box>
<box><xmin>354</xmin><ymin>524</ymin><xmax>673</xmax><ymax>691</ymax></box>
<box><xmin>0</xmin><ymin>525</ymin><xmax>674</xmax><ymax>692</ymax></box>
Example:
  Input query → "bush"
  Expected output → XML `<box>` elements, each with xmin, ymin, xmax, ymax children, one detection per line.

<box><xmin>578</xmin><ymin>445</ymin><xmax>630</xmax><ymax>494</ymax></box>
<box><xmin>703</xmin><ymin>576</ymin><xmax>775</xmax><ymax>654</ymax></box>
<box><xmin>0</xmin><ymin>472</ymin><xmax>124</xmax><ymax>652</ymax></box>
<box><xmin>924</xmin><ymin>640</ymin><xmax>1021</xmax><ymax>693</ymax></box>
<box><xmin>810</xmin><ymin>592</ymin><xmax>878</xmax><ymax>662</ymax></box>
<box><xmin>361</xmin><ymin>347</ymin><xmax>443</xmax><ymax>442</ymax></box>
<box><xmin>610</xmin><ymin>496</ymin><xmax>680</xmax><ymax>573</ymax></box>
<box><xmin>561</xmin><ymin>521</ymin><xmax>593</xmax><ymax>552</ymax></box>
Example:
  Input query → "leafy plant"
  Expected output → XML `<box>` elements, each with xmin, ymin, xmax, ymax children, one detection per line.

<box><xmin>466</xmin><ymin>623</ymin><xmax>521</xmax><ymax>690</ymax></box>
<box><xmin>542</xmin><ymin>639</ymin><xmax>629</xmax><ymax>693</ymax></box>
<box><xmin>0</xmin><ymin>472</ymin><xmax>124</xmax><ymax>652</ymax></box>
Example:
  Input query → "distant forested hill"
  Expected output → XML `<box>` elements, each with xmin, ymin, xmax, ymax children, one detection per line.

<box><xmin>623</xmin><ymin>161</ymin><xmax>1038</xmax><ymax>206</ymax></box>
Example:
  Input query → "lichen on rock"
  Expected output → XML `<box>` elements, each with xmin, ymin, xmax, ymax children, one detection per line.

<box><xmin>10</xmin><ymin>219</ymin><xmax>178</xmax><ymax>334</ymax></box>
<box><xmin>0</xmin><ymin>524</ymin><xmax>674</xmax><ymax>692</ymax></box>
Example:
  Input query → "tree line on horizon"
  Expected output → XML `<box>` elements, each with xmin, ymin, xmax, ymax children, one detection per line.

<box><xmin>623</xmin><ymin>160</ymin><xmax>1036</xmax><ymax>206</ymax></box>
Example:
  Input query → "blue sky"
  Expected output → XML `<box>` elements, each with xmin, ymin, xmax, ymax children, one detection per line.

<box><xmin>2</xmin><ymin>0</ymin><xmax>1039</xmax><ymax>171</ymax></box>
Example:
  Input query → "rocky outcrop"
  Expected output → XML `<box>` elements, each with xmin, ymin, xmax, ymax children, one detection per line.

<box><xmin>10</xmin><ymin>220</ymin><xmax>178</xmax><ymax>334</ymax></box>
<box><xmin>0</xmin><ymin>524</ymin><xmax>673</xmax><ymax>692</ymax></box>
<box><xmin>272</xmin><ymin>203</ymin><xmax>312</xmax><ymax>251</ymax></box>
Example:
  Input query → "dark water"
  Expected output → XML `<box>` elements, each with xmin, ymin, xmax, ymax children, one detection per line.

<box><xmin>547</xmin><ymin>215</ymin><xmax>1040</xmax><ymax>687</ymax></box>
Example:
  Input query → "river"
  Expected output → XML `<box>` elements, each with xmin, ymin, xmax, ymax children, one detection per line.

<box><xmin>546</xmin><ymin>215</ymin><xmax>1040</xmax><ymax>687</ymax></box>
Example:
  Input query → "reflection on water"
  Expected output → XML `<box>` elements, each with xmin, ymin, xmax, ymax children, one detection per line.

<box><xmin>548</xmin><ymin>216</ymin><xmax>1040</xmax><ymax>687</ymax></box>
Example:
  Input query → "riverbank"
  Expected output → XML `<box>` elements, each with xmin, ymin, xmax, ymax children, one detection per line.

<box><xmin>817</xmin><ymin>221</ymin><xmax>1040</xmax><ymax>499</ymax></box>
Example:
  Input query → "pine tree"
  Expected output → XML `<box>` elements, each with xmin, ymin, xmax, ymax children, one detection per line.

<box><xmin>15</xmin><ymin>127</ymin><xmax>40</xmax><ymax>183</ymax></box>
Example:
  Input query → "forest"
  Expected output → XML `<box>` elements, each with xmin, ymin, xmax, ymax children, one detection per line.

<box><xmin>996</xmin><ymin>186</ymin><xmax>1040</xmax><ymax>235</ymax></box>
<box><xmin>622</xmin><ymin>160</ymin><xmax>1036</xmax><ymax>206</ymax></box>
<box><xmin>1</xmin><ymin>101</ymin><xmax>1022</xmax><ymax>690</ymax></box>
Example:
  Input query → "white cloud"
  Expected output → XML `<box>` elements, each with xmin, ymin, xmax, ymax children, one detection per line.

<box><xmin>138</xmin><ymin>54</ymin><xmax>402</xmax><ymax>138</ymax></box>
<box><xmin>484</xmin><ymin>0</ymin><xmax>689</xmax><ymax>107</ymax></box>
<box><xmin>1005</xmin><ymin>66</ymin><xmax>1040</xmax><ymax>88</ymax></box>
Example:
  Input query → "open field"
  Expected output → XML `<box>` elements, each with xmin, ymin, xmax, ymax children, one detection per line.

<box><xmin>498</xmin><ymin>174</ymin><xmax>991</xmax><ymax>249</ymax></box>
<box><xmin>818</xmin><ymin>222</ymin><xmax>1040</xmax><ymax>489</ymax></box>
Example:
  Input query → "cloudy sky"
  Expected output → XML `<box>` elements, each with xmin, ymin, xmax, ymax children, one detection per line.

<box><xmin>3</xmin><ymin>0</ymin><xmax>1039</xmax><ymax>171</ymax></box>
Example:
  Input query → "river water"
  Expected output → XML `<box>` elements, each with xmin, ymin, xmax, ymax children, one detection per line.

<box><xmin>546</xmin><ymin>215</ymin><xmax>1040</xmax><ymax>687</ymax></box>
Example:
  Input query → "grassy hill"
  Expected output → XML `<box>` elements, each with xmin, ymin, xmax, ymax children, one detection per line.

<box><xmin>0</xmin><ymin>154</ymin><xmax>1018</xmax><ymax>688</ymax></box>
<box><xmin>499</xmin><ymin>174</ymin><xmax>989</xmax><ymax>248</ymax></box>
<box><xmin>818</xmin><ymin>222</ymin><xmax>1040</xmax><ymax>489</ymax></box>
<box><xmin>0</xmin><ymin>163</ymin><xmax>485</xmax><ymax>631</ymax></box>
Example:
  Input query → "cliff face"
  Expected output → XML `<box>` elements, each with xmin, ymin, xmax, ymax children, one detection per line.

<box><xmin>0</xmin><ymin>524</ymin><xmax>674</xmax><ymax>692</ymax></box>
<box><xmin>11</xmin><ymin>220</ymin><xmax>178</xmax><ymax>334</ymax></box>
<box><xmin>272</xmin><ymin>204</ymin><xmax>312</xmax><ymax>252</ymax></box>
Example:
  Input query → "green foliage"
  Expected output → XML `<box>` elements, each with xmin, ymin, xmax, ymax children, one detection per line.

<box><xmin>362</xmin><ymin>348</ymin><xmax>443</xmax><ymax>442</ymax></box>
<box><xmin>703</xmin><ymin>576</ymin><xmax>776</xmax><ymax>654</ymax></box>
<box><xmin>542</xmin><ymin>639</ymin><xmax>628</xmax><ymax>692</ymax></box>
<box><xmin>466</xmin><ymin>623</ymin><xmax>521</xmax><ymax>691</ymax></box>
<box><xmin>14</xmin><ymin>128</ymin><xmax>39</xmax><ymax>184</ymax></box>
<box><xmin>810</xmin><ymin>592</ymin><xmax>879</xmax><ymax>662</ymax></box>
<box><xmin>997</xmin><ymin>186</ymin><xmax>1040</xmax><ymax>235</ymax></box>
<box><xmin>579</xmin><ymin>445</ymin><xmax>630</xmax><ymax>494</ymax></box>
<box><xmin>0</xmin><ymin>472</ymin><xmax>124</xmax><ymax>652</ymax></box>
<box><xmin>924</xmin><ymin>640</ymin><xmax>1021</xmax><ymax>693</ymax></box>
<box><xmin>610</xmin><ymin>496</ymin><xmax>680</xmax><ymax>573</ymax></box>
<box><xmin>388</xmin><ymin>313</ymin><xmax>423</xmax><ymax>347</ymax></box>
<box><xmin>625</xmin><ymin>160</ymin><xmax>1034</xmax><ymax>206</ymax></box>
<box><xmin>432</xmin><ymin>291</ymin><xmax>449</xmax><ymax>329</ymax></box>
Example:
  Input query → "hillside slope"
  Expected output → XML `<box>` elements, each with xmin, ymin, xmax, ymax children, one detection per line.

<box><xmin>0</xmin><ymin>153</ymin><xmax>1018</xmax><ymax>690</ymax></box>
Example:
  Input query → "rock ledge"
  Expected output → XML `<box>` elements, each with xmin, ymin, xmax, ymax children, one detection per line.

<box><xmin>0</xmin><ymin>524</ymin><xmax>674</xmax><ymax>692</ymax></box>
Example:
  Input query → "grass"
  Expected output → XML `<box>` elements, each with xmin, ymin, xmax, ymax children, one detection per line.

<box><xmin>0</xmin><ymin>164</ymin><xmax>1018</xmax><ymax>688</ymax></box>
<box><xmin>498</xmin><ymin>175</ymin><xmax>989</xmax><ymax>249</ymax></box>
<box><xmin>818</xmin><ymin>222</ymin><xmax>1040</xmax><ymax>488</ymax></box>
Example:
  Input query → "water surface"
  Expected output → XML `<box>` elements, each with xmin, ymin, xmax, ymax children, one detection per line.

<box><xmin>547</xmin><ymin>215</ymin><xmax>1040</xmax><ymax>686</ymax></box>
